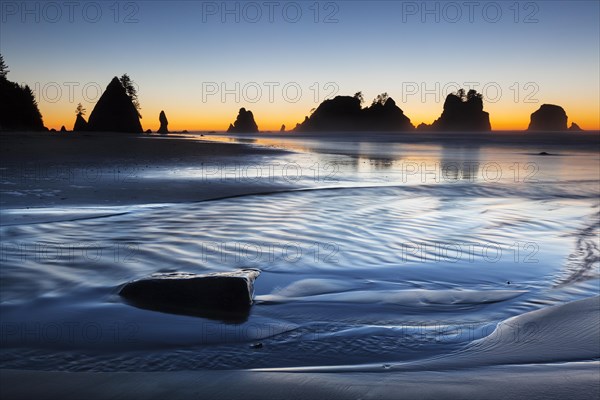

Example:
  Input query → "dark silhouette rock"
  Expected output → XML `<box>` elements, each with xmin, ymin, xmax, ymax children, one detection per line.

<box><xmin>362</xmin><ymin>97</ymin><xmax>414</xmax><ymax>131</ymax></box>
<box><xmin>227</xmin><ymin>108</ymin><xmax>259</xmax><ymax>133</ymax></box>
<box><xmin>145</xmin><ymin>129</ymin><xmax>152</xmax><ymax>134</ymax></box>
<box><xmin>527</xmin><ymin>104</ymin><xmax>568</xmax><ymax>131</ymax></box>
<box><xmin>569</xmin><ymin>122</ymin><xmax>583</xmax><ymax>131</ymax></box>
<box><xmin>158</xmin><ymin>110</ymin><xmax>169</xmax><ymax>134</ymax></box>
<box><xmin>0</xmin><ymin>55</ymin><xmax>45</xmax><ymax>131</ymax></box>
<box><xmin>60</xmin><ymin>125</ymin><xmax>67</xmax><ymax>132</ymax></box>
<box><xmin>294</xmin><ymin>94</ymin><xmax>413</xmax><ymax>132</ymax></box>
<box><xmin>538</xmin><ymin>152</ymin><xmax>550</xmax><ymax>156</ymax></box>
<box><xmin>50</xmin><ymin>128</ymin><xmax>57</xmax><ymax>132</ymax></box>
<box><xmin>430</xmin><ymin>90</ymin><xmax>491</xmax><ymax>131</ymax></box>
<box><xmin>280</xmin><ymin>124</ymin><xmax>286</xmax><ymax>132</ymax></box>
<box><xmin>87</xmin><ymin>77</ymin><xmax>143</xmax><ymax>133</ymax></box>
<box><xmin>73</xmin><ymin>114</ymin><xmax>87</xmax><ymax>131</ymax></box>
<box><xmin>416</xmin><ymin>122</ymin><xmax>431</xmax><ymax>131</ymax></box>
<box><xmin>295</xmin><ymin>96</ymin><xmax>362</xmax><ymax>131</ymax></box>
<box><xmin>119</xmin><ymin>269</ymin><xmax>260</xmax><ymax>322</ymax></box>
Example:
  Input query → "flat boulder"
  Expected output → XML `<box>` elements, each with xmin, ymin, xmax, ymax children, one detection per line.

<box><xmin>119</xmin><ymin>269</ymin><xmax>260</xmax><ymax>321</ymax></box>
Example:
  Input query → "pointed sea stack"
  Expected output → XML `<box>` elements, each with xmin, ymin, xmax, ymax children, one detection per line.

<box><xmin>569</xmin><ymin>122</ymin><xmax>583</xmax><ymax>131</ymax></box>
<box><xmin>158</xmin><ymin>110</ymin><xmax>169</xmax><ymax>134</ymax></box>
<box><xmin>527</xmin><ymin>104</ymin><xmax>568</xmax><ymax>131</ymax></box>
<box><xmin>73</xmin><ymin>114</ymin><xmax>87</xmax><ymax>131</ymax></box>
<box><xmin>227</xmin><ymin>108</ymin><xmax>259</xmax><ymax>133</ymax></box>
<box><xmin>87</xmin><ymin>77</ymin><xmax>143</xmax><ymax>133</ymax></box>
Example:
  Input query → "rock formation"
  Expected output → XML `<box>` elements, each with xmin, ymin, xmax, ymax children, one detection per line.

<box><xmin>158</xmin><ymin>110</ymin><xmax>169</xmax><ymax>134</ymax></box>
<box><xmin>119</xmin><ymin>269</ymin><xmax>260</xmax><ymax>322</ymax></box>
<box><xmin>73</xmin><ymin>114</ymin><xmax>87</xmax><ymax>131</ymax></box>
<box><xmin>429</xmin><ymin>90</ymin><xmax>491</xmax><ymax>131</ymax></box>
<box><xmin>280</xmin><ymin>124</ymin><xmax>286</xmax><ymax>132</ymax></box>
<box><xmin>569</xmin><ymin>122</ymin><xmax>583</xmax><ymax>131</ymax></box>
<box><xmin>60</xmin><ymin>125</ymin><xmax>67</xmax><ymax>132</ymax></box>
<box><xmin>86</xmin><ymin>77</ymin><xmax>143</xmax><ymax>133</ymax></box>
<box><xmin>227</xmin><ymin>108</ymin><xmax>259</xmax><ymax>133</ymax></box>
<box><xmin>527</xmin><ymin>104</ymin><xmax>568</xmax><ymax>131</ymax></box>
<box><xmin>294</xmin><ymin>94</ymin><xmax>414</xmax><ymax>132</ymax></box>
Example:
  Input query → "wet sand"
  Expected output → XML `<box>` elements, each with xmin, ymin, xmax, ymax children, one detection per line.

<box><xmin>1</xmin><ymin>130</ymin><xmax>599</xmax><ymax>399</ymax></box>
<box><xmin>2</xmin><ymin>362</ymin><xmax>598</xmax><ymax>400</ymax></box>
<box><xmin>0</xmin><ymin>131</ymin><xmax>292</xmax><ymax>208</ymax></box>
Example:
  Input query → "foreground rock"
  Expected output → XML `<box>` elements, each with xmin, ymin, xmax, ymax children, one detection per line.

<box><xmin>527</xmin><ymin>104</ymin><xmax>568</xmax><ymax>131</ymax></box>
<box><xmin>227</xmin><ymin>107</ymin><xmax>259</xmax><ymax>133</ymax></box>
<box><xmin>158</xmin><ymin>110</ymin><xmax>169</xmax><ymax>134</ymax></box>
<box><xmin>119</xmin><ymin>269</ymin><xmax>260</xmax><ymax>321</ymax></box>
<box><xmin>87</xmin><ymin>77</ymin><xmax>143</xmax><ymax>133</ymax></box>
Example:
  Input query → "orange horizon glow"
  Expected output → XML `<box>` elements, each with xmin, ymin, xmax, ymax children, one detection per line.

<box><xmin>41</xmin><ymin>107</ymin><xmax>600</xmax><ymax>133</ymax></box>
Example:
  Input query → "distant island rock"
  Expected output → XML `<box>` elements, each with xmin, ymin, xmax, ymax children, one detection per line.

<box><xmin>158</xmin><ymin>110</ymin><xmax>169</xmax><ymax>134</ymax></box>
<box><xmin>280</xmin><ymin>124</ymin><xmax>286</xmax><ymax>132</ymax></box>
<box><xmin>227</xmin><ymin>107</ymin><xmax>259</xmax><ymax>133</ymax></box>
<box><xmin>527</xmin><ymin>104</ymin><xmax>568</xmax><ymax>131</ymax></box>
<box><xmin>426</xmin><ymin>89</ymin><xmax>491</xmax><ymax>131</ymax></box>
<box><xmin>0</xmin><ymin>54</ymin><xmax>45</xmax><ymax>131</ymax></box>
<box><xmin>569</xmin><ymin>122</ymin><xmax>583</xmax><ymax>131</ymax></box>
<box><xmin>294</xmin><ymin>93</ymin><xmax>414</xmax><ymax>132</ymax></box>
<box><xmin>86</xmin><ymin>77</ymin><xmax>143</xmax><ymax>133</ymax></box>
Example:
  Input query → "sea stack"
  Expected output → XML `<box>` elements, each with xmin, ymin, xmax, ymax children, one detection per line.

<box><xmin>429</xmin><ymin>90</ymin><xmax>491</xmax><ymax>131</ymax></box>
<box><xmin>86</xmin><ymin>77</ymin><xmax>143</xmax><ymax>133</ymax></box>
<box><xmin>158</xmin><ymin>110</ymin><xmax>169</xmax><ymax>134</ymax></box>
<box><xmin>294</xmin><ymin>94</ymin><xmax>413</xmax><ymax>132</ymax></box>
<box><xmin>73</xmin><ymin>114</ymin><xmax>87</xmax><ymax>131</ymax></box>
<box><xmin>569</xmin><ymin>122</ymin><xmax>583</xmax><ymax>131</ymax></box>
<box><xmin>227</xmin><ymin>108</ymin><xmax>259</xmax><ymax>133</ymax></box>
<box><xmin>527</xmin><ymin>104</ymin><xmax>568</xmax><ymax>131</ymax></box>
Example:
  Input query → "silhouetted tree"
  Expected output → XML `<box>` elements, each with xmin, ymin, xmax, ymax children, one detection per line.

<box><xmin>467</xmin><ymin>89</ymin><xmax>482</xmax><ymax>101</ymax></box>
<box><xmin>0</xmin><ymin>54</ymin><xmax>8</xmax><ymax>80</ymax></box>
<box><xmin>0</xmin><ymin>55</ymin><xmax>45</xmax><ymax>131</ymax></box>
<box><xmin>354</xmin><ymin>91</ymin><xmax>364</xmax><ymax>105</ymax></box>
<box><xmin>75</xmin><ymin>103</ymin><xmax>86</xmax><ymax>116</ymax></box>
<box><xmin>455</xmin><ymin>88</ymin><xmax>466</xmax><ymax>101</ymax></box>
<box><xmin>372</xmin><ymin>92</ymin><xmax>390</xmax><ymax>106</ymax></box>
<box><xmin>119</xmin><ymin>74</ymin><xmax>142</xmax><ymax>118</ymax></box>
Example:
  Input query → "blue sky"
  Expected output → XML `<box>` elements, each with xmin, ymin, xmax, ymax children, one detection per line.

<box><xmin>1</xmin><ymin>1</ymin><xmax>598</xmax><ymax>130</ymax></box>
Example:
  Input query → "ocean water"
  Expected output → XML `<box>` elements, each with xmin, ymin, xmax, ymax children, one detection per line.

<box><xmin>1</xmin><ymin>133</ymin><xmax>599</xmax><ymax>371</ymax></box>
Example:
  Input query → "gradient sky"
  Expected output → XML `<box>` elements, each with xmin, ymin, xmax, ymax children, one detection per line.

<box><xmin>1</xmin><ymin>0</ymin><xmax>599</xmax><ymax>131</ymax></box>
